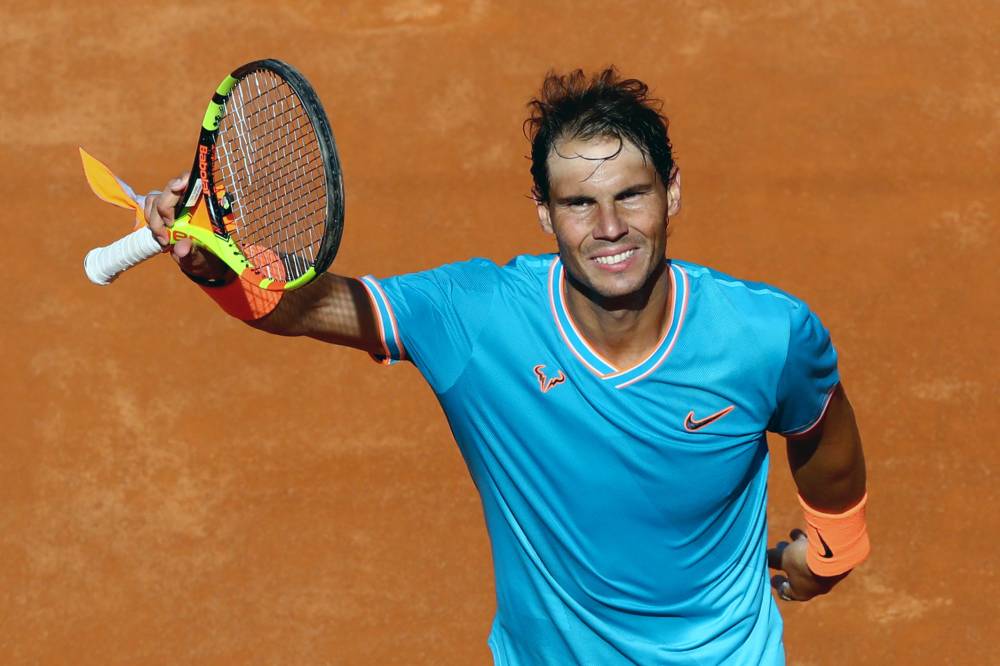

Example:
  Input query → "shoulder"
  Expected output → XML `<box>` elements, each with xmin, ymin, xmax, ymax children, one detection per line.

<box><xmin>417</xmin><ymin>253</ymin><xmax>553</xmax><ymax>278</ymax></box>
<box><xmin>675</xmin><ymin>259</ymin><xmax>812</xmax><ymax>319</ymax></box>
<box><xmin>409</xmin><ymin>254</ymin><xmax>555</xmax><ymax>294</ymax></box>
<box><xmin>674</xmin><ymin>259</ymin><xmax>833</xmax><ymax>364</ymax></box>
<box><xmin>377</xmin><ymin>256</ymin><xmax>503</xmax><ymax>297</ymax></box>
<box><xmin>501</xmin><ymin>252</ymin><xmax>558</xmax><ymax>278</ymax></box>
<box><xmin>492</xmin><ymin>253</ymin><xmax>559</xmax><ymax>296</ymax></box>
<box><xmin>372</xmin><ymin>254</ymin><xmax>555</xmax><ymax>310</ymax></box>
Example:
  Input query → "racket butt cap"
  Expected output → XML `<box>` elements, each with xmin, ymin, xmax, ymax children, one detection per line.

<box><xmin>84</xmin><ymin>249</ymin><xmax>114</xmax><ymax>285</ymax></box>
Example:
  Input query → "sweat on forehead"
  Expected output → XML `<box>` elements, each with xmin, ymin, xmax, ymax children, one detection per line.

<box><xmin>549</xmin><ymin>133</ymin><xmax>649</xmax><ymax>165</ymax></box>
<box><xmin>545</xmin><ymin>136</ymin><xmax>660</xmax><ymax>193</ymax></box>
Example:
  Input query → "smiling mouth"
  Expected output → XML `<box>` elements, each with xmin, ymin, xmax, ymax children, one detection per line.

<box><xmin>592</xmin><ymin>248</ymin><xmax>637</xmax><ymax>266</ymax></box>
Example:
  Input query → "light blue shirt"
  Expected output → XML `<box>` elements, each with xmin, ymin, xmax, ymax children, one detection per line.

<box><xmin>360</xmin><ymin>254</ymin><xmax>839</xmax><ymax>665</ymax></box>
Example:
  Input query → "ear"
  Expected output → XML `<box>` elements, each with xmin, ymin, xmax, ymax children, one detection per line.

<box><xmin>537</xmin><ymin>202</ymin><xmax>554</xmax><ymax>234</ymax></box>
<box><xmin>666</xmin><ymin>167</ymin><xmax>681</xmax><ymax>217</ymax></box>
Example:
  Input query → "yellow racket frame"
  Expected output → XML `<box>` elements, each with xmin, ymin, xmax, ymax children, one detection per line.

<box><xmin>166</xmin><ymin>73</ymin><xmax>318</xmax><ymax>291</ymax></box>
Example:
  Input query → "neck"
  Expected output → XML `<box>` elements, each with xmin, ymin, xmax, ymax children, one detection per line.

<box><xmin>563</xmin><ymin>260</ymin><xmax>672</xmax><ymax>368</ymax></box>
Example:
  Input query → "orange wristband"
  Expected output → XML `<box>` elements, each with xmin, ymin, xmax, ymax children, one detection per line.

<box><xmin>191</xmin><ymin>245</ymin><xmax>284</xmax><ymax>321</ymax></box>
<box><xmin>798</xmin><ymin>492</ymin><xmax>871</xmax><ymax>577</ymax></box>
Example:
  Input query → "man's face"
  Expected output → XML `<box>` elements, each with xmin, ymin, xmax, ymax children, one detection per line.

<box><xmin>537</xmin><ymin>135</ymin><xmax>680</xmax><ymax>303</ymax></box>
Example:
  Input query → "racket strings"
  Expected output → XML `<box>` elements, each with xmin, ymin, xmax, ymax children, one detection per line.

<box><xmin>221</xmin><ymin>80</ymin><xmax>323</xmax><ymax>275</ymax></box>
<box><xmin>214</xmin><ymin>69</ymin><xmax>329</xmax><ymax>282</ymax></box>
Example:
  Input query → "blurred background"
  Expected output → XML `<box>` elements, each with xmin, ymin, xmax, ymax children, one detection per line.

<box><xmin>2</xmin><ymin>1</ymin><xmax>997</xmax><ymax>663</ymax></box>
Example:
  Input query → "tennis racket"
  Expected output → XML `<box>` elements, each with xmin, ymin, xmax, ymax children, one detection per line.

<box><xmin>84</xmin><ymin>59</ymin><xmax>344</xmax><ymax>291</ymax></box>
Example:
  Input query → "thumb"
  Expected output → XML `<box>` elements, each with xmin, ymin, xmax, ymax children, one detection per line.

<box><xmin>169</xmin><ymin>172</ymin><xmax>190</xmax><ymax>194</ymax></box>
<box><xmin>172</xmin><ymin>237</ymin><xmax>194</xmax><ymax>259</ymax></box>
<box><xmin>771</xmin><ymin>575</ymin><xmax>798</xmax><ymax>602</ymax></box>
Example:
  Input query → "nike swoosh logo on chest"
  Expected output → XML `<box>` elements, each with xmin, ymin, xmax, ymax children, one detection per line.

<box><xmin>683</xmin><ymin>405</ymin><xmax>735</xmax><ymax>432</ymax></box>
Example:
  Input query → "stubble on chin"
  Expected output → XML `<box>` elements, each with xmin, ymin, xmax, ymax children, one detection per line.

<box><xmin>564</xmin><ymin>252</ymin><xmax>666</xmax><ymax>313</ymax></box>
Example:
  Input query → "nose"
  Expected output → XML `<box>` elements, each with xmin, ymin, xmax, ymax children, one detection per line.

<box><xmin>593</xmin><ymin>202</ymin><xmax>628</xmax><ymax>242</ymax></box>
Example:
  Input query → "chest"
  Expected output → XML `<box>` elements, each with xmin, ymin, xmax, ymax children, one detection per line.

<box><xmin>443</xmin><ymin>313</ymin><xmax>776</xmax><ymax>528</ymax></box>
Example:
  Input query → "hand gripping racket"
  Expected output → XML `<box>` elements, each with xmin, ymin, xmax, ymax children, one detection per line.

<box><xmin>84</xmin><ymin>59</ymin><xmax>344</xmax><ymax>290</ymax></box>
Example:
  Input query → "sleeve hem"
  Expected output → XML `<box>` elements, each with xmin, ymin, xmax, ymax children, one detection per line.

<box><xmin>780</xmin><ymin>382</ymin><xmax>839</xmax><ymax>439</ymax></box>
<box><xmin>359</xmin><ymin>275</ymin><xmax>406</xmax><ymax>365</ymax></box>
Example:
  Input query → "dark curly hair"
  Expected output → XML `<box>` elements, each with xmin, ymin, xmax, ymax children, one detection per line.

<box><xmin>524</xmin><ymin>67</ymin><xmax>674</xmax><ymax>204</ymax></box>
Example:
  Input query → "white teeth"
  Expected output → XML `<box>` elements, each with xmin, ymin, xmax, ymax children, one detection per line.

<box><xmin>593</xmin><ymin>249</ymin><xmax>636</xmax><ymax>265</ymax></box>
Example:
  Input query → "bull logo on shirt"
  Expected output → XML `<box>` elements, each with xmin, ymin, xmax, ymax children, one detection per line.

<box><xmin>533</xmin><ymin>364</ymin><xmax>566</xmax><ymax>393</ymax></box>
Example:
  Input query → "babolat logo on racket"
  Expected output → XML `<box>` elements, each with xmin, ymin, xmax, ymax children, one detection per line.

<box><xmin>198</xmin><ymin>145</ymin><xmax>211</xmax><ymax>195</ymax></box>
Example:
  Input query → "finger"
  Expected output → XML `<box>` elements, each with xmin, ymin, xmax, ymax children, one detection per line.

<box><xmin>175</xmin><ymin>242</ymin><xmax>233</xmax><ymax>282</ymax></box>
<box><xmin>145</xmin><ymin>193</ymin><xmax>170</xmax><ymax>248</ymax></box>
<box><xmin>168</xmin><ymin>172</ymin><xmax>189</xmax><ymax>194</ymax></box>
<box><xmin>767</xmin><ymin>541</ymin><xmax>789</xmax><ymax>569</ymax></box>
<box><xmin>790</xmin><ymin>528</ymin><xmax>808</xmax><ymax>542</ymax></box>
<box><xmin>172</xmin><ymin>237</ymin><xmax>194</xmax><ymax>261</ymax></box>
<box><xmin>156</xmin><ymin>173</ymin><xmax>189</xmax><ymax>226</ymax></box>
<box><xmin>143</xmin><ymin>193</ymin><xmax>158</xmax><ymax>229</ymax></box>
<box><xmin>771</xmin><ymin>575</ymin><xmax>798</xmax><ymax>602</ymax></box>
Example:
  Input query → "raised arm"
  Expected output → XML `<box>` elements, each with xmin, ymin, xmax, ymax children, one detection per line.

<box><xmin>145</xmin><ymin>173</ymin><xmax>386</xmax><ymax>356</ymax></box>
<box><xmin>247</xmin><ymin>272</ymin><xmax>382</xmax><ymax>350</ymax></box>
<box><xmin>768</xmin><ymin>384</ymin><xmax>869</xmax><ymax>601</ymax></box>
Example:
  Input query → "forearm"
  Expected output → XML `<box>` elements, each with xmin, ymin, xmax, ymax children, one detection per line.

<box><xmin>766</xmin><ymin>384</ymin><xmax>871</xmax><ymax>592</ymax></box>
<box><xmin>248</xmin><ymin>273</ymin><xmax>383</xmax><ymax>353</ymax></box>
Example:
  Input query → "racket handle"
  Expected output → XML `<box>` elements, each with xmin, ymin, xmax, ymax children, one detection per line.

<box><xmin>84</xmin><ymin>226</ymin><xmax>163</xmax><ymax>285</ymax></box>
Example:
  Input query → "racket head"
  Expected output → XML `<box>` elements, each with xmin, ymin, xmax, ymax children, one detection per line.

<box><xmin>176</xmin><ymin>59</ymin><xmax>344</xmax><ymax>291</ymax></box>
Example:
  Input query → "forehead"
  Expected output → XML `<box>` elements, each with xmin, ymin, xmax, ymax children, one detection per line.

<box><xmin>546</xmin><ymin>135</ymin><xmax>656</xmax><ymax>195</ymax></box>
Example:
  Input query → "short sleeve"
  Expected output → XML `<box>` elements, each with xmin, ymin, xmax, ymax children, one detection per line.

<box><xmin>768</xmin><ymin>302</ymin><xmax>840</xmax><ymax>437</ymax></box>
<box><xmin>359</xmin><ymin>258</ymin><xmax>499</xmax><ymax>393</ymax></box>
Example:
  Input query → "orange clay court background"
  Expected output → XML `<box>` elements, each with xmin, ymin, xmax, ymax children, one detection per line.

<box><xmin>2</xmin><ymin>1</ymin><xmax>998</xmax><ymax>664</ymax></box>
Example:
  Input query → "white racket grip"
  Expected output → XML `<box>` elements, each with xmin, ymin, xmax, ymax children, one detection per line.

<box><xmin>84</xmin><ymin>226</ymin><xmax>163</xmax><ymax>285</ymax></box>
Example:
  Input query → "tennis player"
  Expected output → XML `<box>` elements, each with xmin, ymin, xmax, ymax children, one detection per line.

<box><xmin>144</xmin><ymin>68</ymin><xmax>870</xmax><ymax>664</ymax></box>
